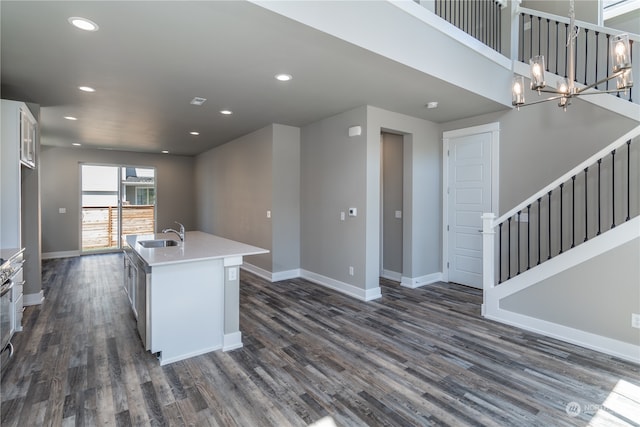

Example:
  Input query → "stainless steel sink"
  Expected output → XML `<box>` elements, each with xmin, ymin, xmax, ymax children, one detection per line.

<box><xmin>138</xmin><ymin>239</ymin><xmax>179</xmax><ymax>248</ymax></box>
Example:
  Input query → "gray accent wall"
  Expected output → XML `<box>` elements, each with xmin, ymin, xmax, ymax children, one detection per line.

<box><xmin>195</xmin><ymin>124</ymin><xmax>300</xmax><ymax>274</ymax></box>
<box><xmin>500</xmin><ymin>237</ymin><xmax>640</xmax><ymax>345</ymax></box>
<box><xmin>40</xmin><ymin>146</ymin><xmax>196</xmax><ymax>254</ymax></box>
<box><xmin>301</xmin><ymin>107</ymin><xmax>369</xmax><ymax>287</ymax></box>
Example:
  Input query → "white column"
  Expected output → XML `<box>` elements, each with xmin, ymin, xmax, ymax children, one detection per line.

<box><xmin>481</xmin><ymin>213</ymin><xmax>497</xmax><ymax>316</ymax></box>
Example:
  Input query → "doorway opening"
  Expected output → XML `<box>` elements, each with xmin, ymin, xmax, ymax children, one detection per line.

<box><xmin>380</xmin><ymin>132</ymin><xmax>404</xmax><ymax>281</ymax></box>
<box><xmin>81</xmin><ymin>164</ymin><xmax>156</xmax><ymax>252</ymax></box>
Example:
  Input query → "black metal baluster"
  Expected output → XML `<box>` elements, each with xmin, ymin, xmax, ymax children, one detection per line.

<box><xmin>517</xmin><ymin>211</ymin><xmax>521</xmax><ymax>275</ymax></box>
<box><xmin>559</xmin><ymin>183</ymin><xmax>564</xmax><ymax>254</ymax></box>
<box><xmin>548</xmin><ymin>191</ymin><xmax>552</xmax><ymax>259</ymax></box>
<box><xmin>612</xmin><ymin>149</ymin><xmax>616</xmax><ymax>228</ymax></box>
<box><xmin>571</xmin><ymin>175</ymin><xmax>576</xmax><ymax>248</ymax></box>
<box><xmin>606</xmin><ymin>34</ymin><xmax>611</xmax><ymax>91</ymax></box>
<box><xmin>629</xmin><ymin>40</ymin><xmax>634</xmax><ymax>102</ymax></box>
<box><xmin>520</xmin><ymin>14</ymin><xmax>524</xmax><ymax>62</ymax></box>
<box><xmin>537</xmin><ymin>197</ymin><xmax>542</xmax><ymax>265</ymax></box>
<box><xmin>584</xmin><ymin>28</ymin><xmax>589</xmax><ymax>85</ymax></box>
<box><xmin>527</xmin><ymin>204</ymin><xmax>531</xmax><ymax>270</ymax></box>
<box><xmin>564</xmin><ymin>23</ymin><xmax>569</xmax><ymax>78</ymax></box>
<box><xmin>537</xmin><ymin>16</ymin><xmax>542</xmax><ymax>56</ymax></box>
<box><xmin>555</xmin><ymin>21</ymin><xmax>559</xmax><ymax>75</ymax></box>
<box><xmin>508</xmin><ymin>217</ymin><xmax>512</xmax><ymax>279</ymax></box>
<box><xmin>498</xmin><ymin>222</ymin><xmax>503</xmax><ymax>284</ymax></box>
<box><xmin>594</xmin><ymin>31</ymin><xmax>599</xmax><ymax>89</ymax></box>
<box><xmin>531</xmin><ymin>15</ymin><xmax>535</xmax><ymax>61</ymax></box>
<box><xmin>584</xmin><ymin>167</ymin><xmax>589</xmax><ymax>242</ymax></box>
<box><xmin>597</xmin><ymin>158</ymin><xmax>602</xmax><ymax>235</ymax></box>
<box><xmin>546</xmin><ymin>19</ymin><xmax>550</xmax><ymax>71</ymax></box>
<box><xmin>627</xmin><ymin>140</ymin><xmax>631</xmax><ymax>221</ymax></box>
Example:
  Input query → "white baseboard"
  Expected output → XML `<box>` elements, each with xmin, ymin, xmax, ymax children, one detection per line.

<box><xmin>272</xmin><ymin>269</ymin><xmax>302</xmax><ymax>282</ymax></box>
<box><xmin>240</xmin><ymin>263</ymin><xmax>272</xmax><ymax>281</ymax></box>
<box><xmin>23</xmin><ymin>291</ymin><xmax>44</xmax><ymax>306</ymax></box>
<box><xmin>223</xmin><ymin>332</ymin><xmax>243</xmax><ymax>351</ymax></box>
<box><xmin>240</xmin><ymin>263</ymin><xmax>301</xmax><ymax>283</ymax></box>
<box><xmin>401</xmin><ymin>272</ymin><xmax>443</xmax><ymax>289</ymax></box>
<box><xmin>301</xmin><ymin>269</ymin><xmax>382</xmax><ymax>301</ymax></box>
<box><xmin>42</xmin><ymin>250</ymin><xmax>80</xmax><ymax>260</ymax></box>
<box><xmin>381</xmin><ymin>269</ymin><xmax>402</xmax><ymax>282</ymax></box>
<box><xmin>485</xmin><ymin>308</ymin><xmax>640</xmax><ymax>364</ymax></box>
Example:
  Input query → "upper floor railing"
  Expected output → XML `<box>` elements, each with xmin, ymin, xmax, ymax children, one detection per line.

<box><xmin>433</xmin><ymin>0</ymin><xmax>504</xmax><ymax>53</ymax></box>
<box><xmin>517</xmin><ymin>6</ymin><xmax>638</xmax><ymax>104</ymax></box>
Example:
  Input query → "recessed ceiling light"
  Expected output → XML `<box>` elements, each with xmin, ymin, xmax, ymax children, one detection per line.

<box><xmin>275</xmin><ymin>73</ymin><xmax>292</xmax><ymax>82</ymax></box>
<box><xmin>72</xmin><ymin>143</ymin><xmax>82</xmax><ymax>146</ymax></box>
<box><xmin>78</xmin><ymin>86</ymin><xmax>95</xmax><ymax>93</ymax></box>
<box><xmin>64</xmin><ymin>116</ymin><xmax>78</xmax><ymax>121</ymax></box>
<box><xmin>190</xmin><ymin>131</ymin><xmax>200</xmax><ymax>136</ymax></box>
<box><xmin>426</xmin><ymin>101</ymin><xmax>439</xmax><ymax>109</ymax></box>
<box><xmin>68</xmin><ymin>17</ymin><xmax>99</xmax><ymax>32</ymax></box>
<box><xmin>190</xmin><ymin>97</ymin><xmax>207</xmax><ymax>106</ymax></box>
<box><xmin>161</xmin><ymin>150</ymin><xmax>169</xmax><ymax>154</ymax></box>
<box><xmin>220</xmin><ymin>109</ymin><xmax>233</xmax><ymax>115</ymax></box>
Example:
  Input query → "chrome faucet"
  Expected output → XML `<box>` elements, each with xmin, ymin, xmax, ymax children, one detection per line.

<box><xmin>162</xmin><ymin>221</ymin><xmax>185</xmax><ymax>242</ymax></box>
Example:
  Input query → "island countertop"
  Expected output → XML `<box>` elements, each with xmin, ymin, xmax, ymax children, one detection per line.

<box><xmin>125</xmin><ymin>231</ymin><xmax>268</xmax><ymax>267</ymax></box>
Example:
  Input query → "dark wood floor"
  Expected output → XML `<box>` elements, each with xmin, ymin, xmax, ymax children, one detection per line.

<box><xmin>1</xmin><ymin>254</ymin><xmax>639</xmax><ymax>426</ymax></box>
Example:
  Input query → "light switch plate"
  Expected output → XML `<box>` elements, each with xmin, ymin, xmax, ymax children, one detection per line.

<box><xmin>395</xmin><ymin>210</ymin><xmax>402</xmax><ymax>219</ymax></box>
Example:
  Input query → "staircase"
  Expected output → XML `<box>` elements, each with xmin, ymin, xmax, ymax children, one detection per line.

<box><xmin>434</xmin><ymin>1</ymin><xmax>640</xmax><ymax>362</ymax></box>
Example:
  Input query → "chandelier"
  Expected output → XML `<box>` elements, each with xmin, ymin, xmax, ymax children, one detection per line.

<box><xmin>512</xmin><ymin>0</ymin><xmax>633</xmax><ymax>111</ymax></box>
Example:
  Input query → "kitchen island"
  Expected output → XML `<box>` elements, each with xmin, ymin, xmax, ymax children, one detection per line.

<box><xmin>124</xmin><ymin>231</ymin><xmax>268</xmax><ymax>365</ymax></box>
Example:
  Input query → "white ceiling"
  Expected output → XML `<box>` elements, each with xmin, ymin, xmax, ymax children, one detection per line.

<box><xmin>1</xmin><ymin>1</ymin><xmax>508</xmax><ymax>156</ymax></box>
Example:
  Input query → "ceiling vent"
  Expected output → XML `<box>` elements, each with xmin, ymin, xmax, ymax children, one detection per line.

<box><xmin>190</xmin><ymin>97</ymin><xmax>207</xmax><ymax>106</ymax></box>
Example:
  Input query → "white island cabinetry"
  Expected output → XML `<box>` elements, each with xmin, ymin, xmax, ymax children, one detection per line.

<box><xmin>124</xmin><ymin>231</ymin><xmax>267</xmax><ymax>366</ymax></box>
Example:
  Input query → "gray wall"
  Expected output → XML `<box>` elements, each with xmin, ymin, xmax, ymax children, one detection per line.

<box><xmin>195</xmin><ymin>125</ymin><xmax>273</xmax><ymax>271</ymax></box>
<box><xmin>368</xmin><ymin>106</ymin><xmax>442</xmax><ymax>282</ymax></box>
<box><xmin>501</xmin><ymin>237</ymin><xmax>640</xmax><ymax>345</ymax></box>
<box><xmin>272</xmin><ymin>125</ymin><xmax>301</xmax><ymax>273</ymax></box>
<box><xmin>382</xmin><ymin>132</ymin><xmax>403</xmax><ymax>275</ymax></box>
<box><xmin>40</xmin><ymin>146</ymin><xmax>196</xmax><ymax>254</ymax></box>
<box><xmin>195</xmin><ymin>124</ymin><xmax>301</xmax><ymax>274</ymax></box>
<box><xmin>301</xmin><ymin>107</ymin><xmax>369</xmax><ymax>287</ymax></box>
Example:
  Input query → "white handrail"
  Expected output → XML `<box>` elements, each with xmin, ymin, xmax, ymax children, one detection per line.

<box><xmin>517</xmin><ymin>6</ymin><xmax>640</xmax><ymax>41</ymax></box>
<box><xmin>494</xmin><ymin>125</ymin><xmax>640</xmax><ymax>226</ymax></box>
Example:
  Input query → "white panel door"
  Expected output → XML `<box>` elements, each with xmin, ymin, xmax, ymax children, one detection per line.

<box><xmin>448</xmin><ymin>132</ymin><xmax>492</xmax><ymax>288</ymax></box>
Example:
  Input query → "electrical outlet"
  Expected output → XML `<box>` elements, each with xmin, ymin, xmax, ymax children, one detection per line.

<box><xmin>266</xmin><ymin>210</ymin><xmax>271</xmax><ymax>219</ymax></box>
<box><xmin>340</xmin><ymin>211</ymin><xmax>346</xmax><ymax>221</ymax></box>
<box><xmin>349</xmin><ymin>266</ymin><xmax>354</xmax><ymax>276</ymax></box>
<box><xmin>228</xmin><ymin>267</ymin><xmax>237</xmax><ymax>281</ymax></box>
<box><xmin>632</xmin><ymin>313</ymin><xmax>640</xmax><ymax>329</ymax></box>
<box><xmin>59</xmin><ymin>207</ymin><xmax>66</xmax><ymax>214</ymax></box>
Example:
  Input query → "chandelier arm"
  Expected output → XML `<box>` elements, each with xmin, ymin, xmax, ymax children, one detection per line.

<box><xmin>574</xmin><ymin>69</ymin><xmax>630</xmax><ymax>95</ymax></box>
<box><xmin>516</xmin><ymin>94</ymin><xmax>567</xmax><ymax>107</ymax></box>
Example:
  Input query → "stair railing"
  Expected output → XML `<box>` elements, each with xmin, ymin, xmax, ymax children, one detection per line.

<box><xmin>517</xmin><ymin>6</ymin><xmax>638</xmax><ymax>104</ymax></box>
<box><xmin>482</xmin><ymin>125</ymin><xmax>640</xmax><ymax>288</ymax></box>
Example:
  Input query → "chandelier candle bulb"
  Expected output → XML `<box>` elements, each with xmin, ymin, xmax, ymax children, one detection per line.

<box><xmin>611</xmin><ymin>34</ymin><xmax>631</xmax><ymax>72</ymax></box>
<box><xmin>529</xmin><ymin>55</ymin><xmax>546</xmax><ymax>91</ymax></box>
<box><xmin>512</xmin><ymin>76</ymin><xmax>525</xmax><ymax>108</ymax></box>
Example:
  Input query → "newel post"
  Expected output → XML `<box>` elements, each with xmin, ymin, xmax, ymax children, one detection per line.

<box><xmin>482</xmin><ymin>213</ymin><xmax>497</xmax><ymax>291</ymax></box>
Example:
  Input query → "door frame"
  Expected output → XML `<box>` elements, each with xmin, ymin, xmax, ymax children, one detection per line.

<box><xmin>442</xmin><ymin>122</ymin><xmax>500</xmax><ymax>283</ymax></box>
<box><xmin>79</xmin><ymin>162</ymin><xmax>157</xmax><ymax>253</ymax></box>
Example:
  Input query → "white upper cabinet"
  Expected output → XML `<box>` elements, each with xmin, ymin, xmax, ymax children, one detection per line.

<box><xmin>19</xmin><ymin>106</ymin><xmax>37</xmax><ymax>169</ymax></box>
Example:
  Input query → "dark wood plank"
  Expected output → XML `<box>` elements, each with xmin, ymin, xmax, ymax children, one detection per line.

<box><xmin>2</xmin><ymin>253</ymin><xmax>639</xmax><ymax>426</ymax></box>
